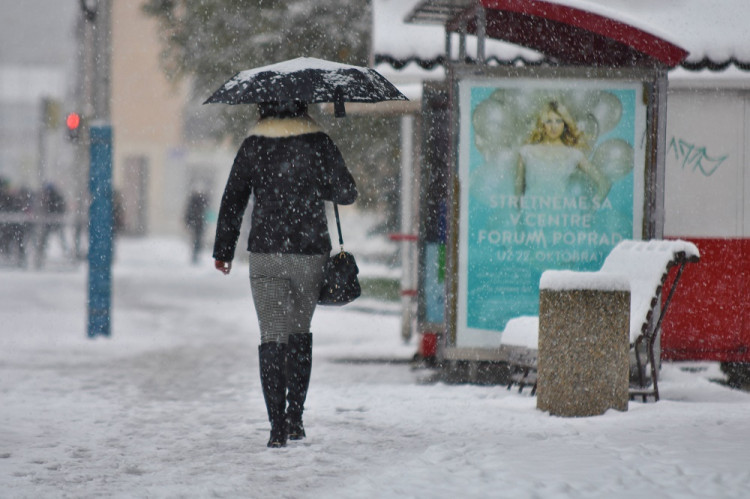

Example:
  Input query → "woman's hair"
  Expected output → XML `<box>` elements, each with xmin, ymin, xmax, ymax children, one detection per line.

<box><xmin>527</xmin><ymin>101</ymin><xmax>586</xmax><ymax>149</ymax></box>
<box><xmin>257</xmin><ymin>100</ymin><xmax>308</xmax><ymax>119</ymax></box>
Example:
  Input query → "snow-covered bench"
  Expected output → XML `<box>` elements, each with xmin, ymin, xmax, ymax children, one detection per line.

<box><xmin>501</xmin><ymin>239</ymin><xmax>700</xmax><ymax>401</ymax></box>
<box><xmin>501</xmin><ymin>316</ymin><xmax>539</xmax><ymax>394</ymax></box>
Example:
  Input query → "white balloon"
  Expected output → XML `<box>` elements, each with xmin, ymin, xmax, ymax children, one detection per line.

<box><xmin>492</xmin><ymin>88</ymin><xmax>547</xmax><ymax>133</ymax></box>
<box><xmin>590</xmin><ymin>92</ymin><xmax>623</xmax><ymax>135</ymax></box>
<box><xmin>591</xmin><ymin>138</ymin><xmax>634</xmax><ymax>182</ymax></box>
<box><xmin>472</xmin><ymin>98</ymin><xmax>519</xmax><ymax>152</ymax></box>
<box><xmin>566</xmin><ymin>171</ymin><xmax>596</xmax><ymax>199</ymax></box>
<box><xmin>489</xmin><ymin>88</ymin><xmax>535</xmax><ymax>116</ymax></box>
<box><xmin>577</xmin><ymin>114</ymin><xmax>599</xmax><ymax>148</ymax></box>
<box><xmin>561</xmin><ymin>90</ymin><xmax>600</xmax><ymax>116</ymax></box>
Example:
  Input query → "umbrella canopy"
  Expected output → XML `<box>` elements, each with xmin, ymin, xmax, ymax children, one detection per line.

<box><xmin>204</xmin><ymin>57</ymin><xmax>408</xmax><ymax>117</ymax></box>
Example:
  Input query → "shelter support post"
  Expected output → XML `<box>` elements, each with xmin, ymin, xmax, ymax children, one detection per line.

<box><xmin>475</xmin><ymin>5</ymin><xmax>486</xmax><ymax>64</ymax></box>
<box><xmin>399</xmin><ymin>115</ymin><xmax>418</xmax><ymax>342</ymax></box>
<box><xmin>458</xmin><ymin>18</ymin><xmax>467</xmax><ymax>61</ymax></box>
<box><xmin>652</xmin><ymin>70</ymin><xmax>669</xmax><ymax>239</ymax></box>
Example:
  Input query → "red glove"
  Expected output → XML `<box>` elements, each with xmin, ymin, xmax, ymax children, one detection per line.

<box><xmin>215</xmin><ymin>259</ymin><xmax>232</xmax><ymax>275</ymax></box>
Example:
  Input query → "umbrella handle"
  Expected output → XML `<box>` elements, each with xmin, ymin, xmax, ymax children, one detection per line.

<box><xmin>334</xmin><ymin>87</ymin><xmax>346</xmax><ymax>118</ymax></box>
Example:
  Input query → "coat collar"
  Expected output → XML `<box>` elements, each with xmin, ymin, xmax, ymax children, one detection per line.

<box><xmin>250</xmin><ymin>116</ymin><xmax>322</xmax><ymax>138</ymax></box>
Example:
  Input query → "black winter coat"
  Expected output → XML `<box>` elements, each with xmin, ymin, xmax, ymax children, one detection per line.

<box><xmin>213</xmin><ymin>118</ymin><xmax>357</xmax><ymax>261</ymax></box>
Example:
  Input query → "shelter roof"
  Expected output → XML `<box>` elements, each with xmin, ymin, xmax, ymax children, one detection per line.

<box><xmin>374</xmin><ymin>0</ymin><xmax>750</xmax><ymax>71</ymax></box>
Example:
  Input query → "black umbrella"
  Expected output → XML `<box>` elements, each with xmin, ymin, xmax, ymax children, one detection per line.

<box><xmin>204</xmin><ymin>57</ymin><xmax>408</xmax><ymax>117</ymax></box>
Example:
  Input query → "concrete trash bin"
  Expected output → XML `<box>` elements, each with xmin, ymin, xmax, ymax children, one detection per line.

<box><xmin>536</xmin><ymin>270</ymin><xmax>630</xmax><ymax>417</ymax></box>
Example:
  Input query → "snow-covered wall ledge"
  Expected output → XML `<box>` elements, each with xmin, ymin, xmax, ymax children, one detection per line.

<box><xmin>540</xmin><ymin>270</ymin><xmax>630</xmax><ymax>292</ymax></box>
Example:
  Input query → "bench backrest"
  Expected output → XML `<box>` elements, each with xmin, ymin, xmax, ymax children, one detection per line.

<box><xmin>600</xmin><ymin>240</ymin><xmax>700</xmax><ymax>342</ymax></box>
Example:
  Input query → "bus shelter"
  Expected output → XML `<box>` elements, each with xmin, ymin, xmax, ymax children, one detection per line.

<box><xmin>406</xmin><ymin>0</ymin><xmax>688</xmax><ymax>365</ymax></box>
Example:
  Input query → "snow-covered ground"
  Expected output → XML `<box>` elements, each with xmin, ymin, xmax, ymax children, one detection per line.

<box><xmin>2</xmin><ymin>236</ymin><xmax>750</xmax><ymax>498</ymax></box>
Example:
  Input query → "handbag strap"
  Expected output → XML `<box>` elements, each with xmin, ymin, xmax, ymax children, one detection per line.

<box><xmin>333</xmin><ymin>203</ymin><xmax>344</xmax><ymax>251</ymax></box>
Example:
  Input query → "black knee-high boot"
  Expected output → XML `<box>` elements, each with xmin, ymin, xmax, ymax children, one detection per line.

<box><xmin>259</xmin><ymin>342</ymin><xmax>287</xmax><ymax>448</ymax></box>
<box><xmin>286</xmin><ymin>333</ymin><xmax>312</xmax><ymax>440</ymax></box>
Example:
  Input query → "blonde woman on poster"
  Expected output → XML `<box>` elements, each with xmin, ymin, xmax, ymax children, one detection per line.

<box><xmin>516</xmin><ymin>101</ymin><xmax>611</xmax><ymax>205</ymax></box>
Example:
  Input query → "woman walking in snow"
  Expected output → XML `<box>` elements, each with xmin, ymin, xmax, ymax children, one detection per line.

<box><xmin>213</xmin><ymin>100</ymin><xmax>357</xmax><ymax>448</ymax></box>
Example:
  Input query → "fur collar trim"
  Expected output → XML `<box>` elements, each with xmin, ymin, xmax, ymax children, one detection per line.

<box><xmin>250</xmin><ymin>117</ymin><xmax>322</xmax><ymax>138</ymax></box>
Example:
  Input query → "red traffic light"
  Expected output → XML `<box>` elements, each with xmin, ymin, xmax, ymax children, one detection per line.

<box><xmin>66</xmin><ymin>112</ymin><xmax>81</xmax><ymax>130</ymax></box>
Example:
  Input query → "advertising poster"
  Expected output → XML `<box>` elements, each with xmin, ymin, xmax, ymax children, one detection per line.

<box><xmin>456</xmin><ymin>76</ymin><xmax>646</xmax><ymax>348</ymax></box>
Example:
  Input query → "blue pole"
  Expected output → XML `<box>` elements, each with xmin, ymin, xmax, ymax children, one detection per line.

<box><xmin>88</xmin><ymin>124</ymin><xmax>113</xmax><ymax>338</ymax></box>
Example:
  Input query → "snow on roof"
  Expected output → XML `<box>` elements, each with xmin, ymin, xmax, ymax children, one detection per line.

<box><xmin>669</xmin><ymin>66</ymin><xmax>750</xmax><ymax>89</ymax></box>
<box><xmin>561</xmin><ymin>0</ymin><xmax>750</xmax><ymax>66</ymax></box>
<box><xmin>0</xmin><ymin>65</ymin><xmax>66</xmax><ymax>103</ymax></box>
<box><xmin>373</xmin><ymin>0</ymin><xmax>544</xmax><ymax>63</ymax></box>
<box><xmin>373</xmin><ymin>0</ymin><xmax>750</xmax><ymax>71</ymax></box>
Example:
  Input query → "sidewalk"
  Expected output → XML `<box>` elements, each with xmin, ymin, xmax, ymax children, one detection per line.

<box><xmin>1</xmin><ymin>237</ymin><xmax>749</xmax><ymax>498</ymax></box>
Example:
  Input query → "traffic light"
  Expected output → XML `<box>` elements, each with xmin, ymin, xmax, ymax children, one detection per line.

<box><xmin>66</xmin><ymin>112</ymin><xmax>82</xmax><ymax>141</ymax></box>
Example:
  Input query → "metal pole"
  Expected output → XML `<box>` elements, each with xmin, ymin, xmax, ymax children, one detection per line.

<box><xmin>37</xmin><ymin>103</ymin><xmax>47</xmax><ymax>183</ymax></box>
<box><xmin>73</xmin><ymin>3</ymin><xmax>93</xmax><ymax>260</ymax></box>
<box><xmin>399</xmin><ymin>115</ymin><xmax>416</xmax><ymax>342</ymax></box>
<box><xmin>91</xmin><ymin>0</ymin><xmax>112</xmax><ymax>122</ymax></box>
<box><xmin>87</xmin><ymin>124</ymin><xmax>113</xmax><ymax>337</ymax></box>
<box><xmin>445</xmin><ymin>31</ymin><xmax>452</xmax><ymax>62</ymax></box>
<box><xmin>652</xmin><ymin>70</ymin><xmax>668</xmax><ymax>240</ymax></box>
<box><xmin>81</xmin><ymin>0</ymin><xmax>114</xmax><ymax>338</ymax></box>
<box><xmin>458</xmin><ymin>29</ymin><xmax>467</xmax><ymax>62</ymax></box>
<box><xmin>476</xmin><ymin>5</ymin><xmax>486</xmax><ymax>65</ymax></box>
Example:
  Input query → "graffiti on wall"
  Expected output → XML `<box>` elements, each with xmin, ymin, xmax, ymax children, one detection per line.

<box><xmin>668</xmin><ymin>137</ymin><xmax>728</xmax><ymax>177</ymax></box>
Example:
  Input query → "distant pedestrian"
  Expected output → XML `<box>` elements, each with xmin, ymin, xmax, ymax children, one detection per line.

<box><xmin>113</xmin><ymin>190</ymin><xmax>126</xmax><ymax>237</ymax></box>
<box><xmin>213</xmin><ymin>100</ymin><xmax>357</xmax><ymax>448</ymax></box>
<box><xmin>0</xmin><ymin>177</ymin><xmax>13</xmax><ymax>258</ymax></box>
<box><xmin>11</xmin><ymin>187</ymin><xmax>34</xmax><ymax>268</ymax></box>
<box><xmin>184</xmin><ymin>191</ymin><xmax>208</xmax><ymax>264</ymax></box>
<box><xmin>35</xmin><ymin>183</ymin><xmax>67</xmax><ymax>268</ymax></box>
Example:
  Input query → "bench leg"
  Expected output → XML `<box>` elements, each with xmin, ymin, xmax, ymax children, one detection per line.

<box><xmin>647</xmin><ymin>335</ymin><xmax>660</xmax><ymax>402</ymax></box>
<box><xmin>634</xmin><ymin>336</ymin><xmax>647</xmax><ymax>386</ymax></box>
<box><xmin>632</xmin><ymin>335</ymin><xmax>656</xmax><ymax>402</ymax></box>
<box><xmin>645</xmin><ymin>261</ymin><xmax>687</xmax><ymax>403</ymax></box>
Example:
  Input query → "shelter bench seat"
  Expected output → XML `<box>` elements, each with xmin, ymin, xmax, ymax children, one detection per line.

<box><xmin>500</xmin><ymin>239</ymin><xmax>700</xmax><ymax>401</ymax></box>
<box><xmin>501</xmin><ymin>317</ymin><xmax>539</xmax><ymax>394</ymax></box>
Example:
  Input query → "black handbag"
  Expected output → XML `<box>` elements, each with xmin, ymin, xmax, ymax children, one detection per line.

<box><xmin>318</xmin><ymin>204</ymin><xmax>361</xmax><ymax>306</ymax></box>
